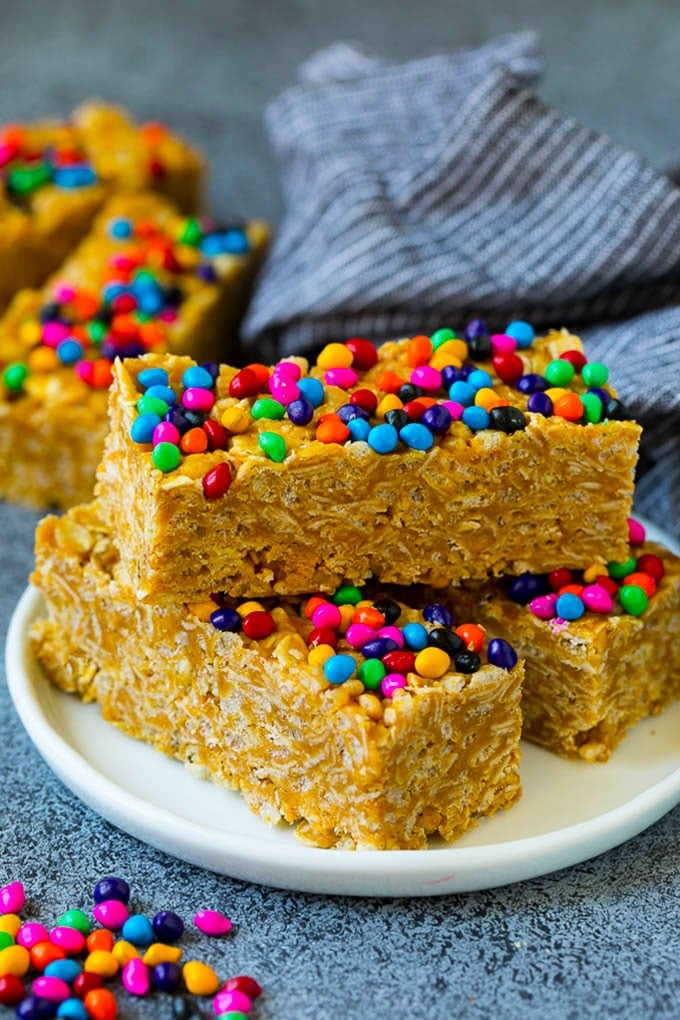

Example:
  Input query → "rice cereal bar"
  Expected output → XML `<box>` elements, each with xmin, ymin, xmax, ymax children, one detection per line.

<box><xmin>32</xmin><ymin>502</ymin><xmax>524</xmax><ymax>850</ymax></box>
<box><xmin>0</xmin><ymin>192</ymin><xmax>269</xmax><ymax>510</ymax></box>
<box><xmin>0</xmin><ymin>100</ymin><xmax>203</xmax><ymax>311</ymax></box>
<box><xmin>462</xmin><ymin>520</ymin><xmax>680</xmax><ymax>762</ymax></box>
<box><xmin>96</xmin><ymin>321</ymin><xmax>641</xmax><ymax>602</ymax></box>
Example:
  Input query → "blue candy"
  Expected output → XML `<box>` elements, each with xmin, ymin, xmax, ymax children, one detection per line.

<box><xmin>402</xmin><ymin>622</ymin><xmax>429</xmax><ymax>651</ymax></box>
<box><xmin>486</xmin><ymin>638</ymin><xmax>519</xmax><ymax>670</ymax></box>
<box><xmin>505</xmin><ymin>320</ymin><xmax>535</xmax><ymax>348</ymax></box>
<box><xmin>144</xmin><ymin>384</ymin><xmax>177</xmax><ymax>406</ymax></box>
<box><xmin>135</xmin><ymin>287</ymin><xmax>164</xmax><ymax>315</ymax></box>
<box><xmin>466</xmin><ymin>369</ymin><xmax>493</xmax><ymax>391</ymax></box>
<box><xmin>323</xmin><ymin>654</ymin><xmax>356</xmax><ymax>685</ymax></box>
<box><xmin>53</xmin><ymin>165</ymin><xmax>97</xmax><ymax>189</ymax></box>
<box><xmin>297</xmin><ymin>377</ymin><xmax>325</xmax><ymax>407</ymax></box>
<box><xmin>182</xmin><ymin>365</ymin><xmax>215</xmax><ymax>390</ymax></box>
<box><xmin>45</xmin><ymin>960</ymin><xmax>82</xmax><ymax>982</ymax></box>
<box><xmin>137</xmin><ymin>367</ymin><xmax>169</xmax><ymax>390</ymax></box>
<box><xmin>102</xmin><ymin>282</ymin><xmax>126</xmax><ymax>304</ymax></box>
<box><xmin>130</xmin><ymin>413</ymin><xmax>161</xmax><ymax>444</ymax></box>
<box><xmin>121</xmin><ymin>913</ymin><xmax>154</xmax><ymax>947</ymax></box>
<box><xmin>107</xmin><ymin>217</ymin><xmax>133</xmax><ymax>240</ymax></box>
<box><xmin>367</xmin><ymin>423</ymin><xmax>398</xmax><ymax>454</ymax></box>
<box><xmin>461</xmin><ymin>406</ymin><xmax>490</xmax><ymax>431</ymax></box>
<box><xmin>56</xmin><ymin>338</ymin><xmax>83</xmax><ymax>365</ymax></box>
<box><xmin>199</xmin><ymin>230</ymin><xmax>249</xmax><ymax>257</ymax></box>
<box><xmin>555</xmin><ymin>593</ymin><xmax>585</xmax><ymax>621</ymax></box>
<box><xmin>57</xmin><ymin>1000</ymin><xmax>88</xmax><ymax>1020</ymax></box>
<box><xmin>399</xmin><ymin>423</ymin><xmax>434</xmax><ymax>451</ymax></box>
<box><xmin>348</xmin><ymin>417</ymin><xmax>371</xmax><ymax>442</ymax></box>
<box><xmin>448</xmin><ymin>381</ymin><xmax>476</xmax><ymax>406</ymax></box>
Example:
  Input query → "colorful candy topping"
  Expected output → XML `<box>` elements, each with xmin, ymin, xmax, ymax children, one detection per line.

<box><xmin>0</xmin><ymin>124</ymin><xmax>97</xmax><ymax>203</ymax></box>
<box><xmin>0</xmin><ymin>879</ymin><xmax>262</xmax><ymax>1018</ymax></box>
<box><xmin>128</xmin><ymin>318</ymin><xmax>630</xmax><ymax>501</ymax></box>
<box><xmin>509</xmin><ymin>519</ymin><xmax>664</xmax><ymax>622</ymax></box>
<box><xmin>0</xmin><ymin>213</ymin><xmax>250</xmax><ymax>399</ymax></box>
<box><xmin>195</xmin><ymin>585</ymin><xmax>518</xmax><ymax>697</ymax></box>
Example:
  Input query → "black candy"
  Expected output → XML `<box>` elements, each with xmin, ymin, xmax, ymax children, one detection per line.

<box><xmin>489</xmin><ymin>406</ymin><xmax>527</xmax><ymax>433</ymax></box>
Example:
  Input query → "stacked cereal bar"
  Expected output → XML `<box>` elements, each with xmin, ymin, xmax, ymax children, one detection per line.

<box><xmin>0</xmin><ymin>101</ymin><xmax>203</xmax><ymax>312</ymax></box>
<box><xmin>0</xmin><ymin>193</ymin><xmax>269</xmax><ymax>509</ymax></box>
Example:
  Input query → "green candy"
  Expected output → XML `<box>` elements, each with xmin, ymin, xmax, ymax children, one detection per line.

<box><xmin>215</xmin><ymin>1013</ymin><xmax>250</xmax><ymax>1020</ymax></box>
<box><xmin>152</xmin><ymin>441</ymin><xmax>181</xmax><ymax>472</ymax></box>
<box><xmin>607</xmin><ymin>556</ymin><xmax>637</xmax><ymax>580</ymax></box>
<box><xmin>332</xmin><ymin>584</ymin><xmax>363</xmax><ymax>606</ymax></box>
<box><xmin>133</xmin><ymin>269</ymin><xmax>156</xmax><ymax>285</ymax></box>
<box><xmin>581</xmin><ymin>361</ymin><xmax>609</xmax><ymax>388</ymax></box>
<box><xmin>7</xmin><ymin>162</ymin><xmax>52</xmax><ymax>195</ymax></box>
<box><xmin>251</xmin><ymin>398</ymin><xmax>285</xmax><ymax>420</ymax></box>
<box><xmin>137</xmin><ymin>395</ymin><xmax>169</xmax><ymax>418</ymax></box>
<box><xmin>618</xmin><ymin>584</ymin><xmax>649</xmax><ymax>616</ymax></box>
<box><xmin>357</xmin><ymin>659</ymin><xmax>386</xmax><ymax>690</ymax></box>
<box><xmin>258</xmin><ymin>431</ymin><xmax>287</xmax><ymax>462</ymax></box>
<box><xmin>580</xmin><ymin>392</ymin><xmax>603</xmax><ymax>424</ymax></box>
<box><xmin>430</xmin><ymin>327</ymin><xmax>456</xmax><ymax>350</ymax></box>
<box><xmin>544</xmin><ymin>358</ymin><xmax>575</xmax><ymax>387</ymax></box>
<box><xmin>57</xmin><ymin>908</ymin><xmax>91</xmax><ymax>934</ymax></box>
<box><xmin>88</xmin><ymin>321</ymin><xmax>107</xmax><ymax>345</ymax></box>
<box><xmin>0</xmin><ymin>931</ymin><xmax>13</xmax><ymax>950</ymax></box>
<box><xmin>179</xmin><ymin>217</ymin><xmax>204</xmax><ymax>246</ymax></box>
<box><xmin>2</xmin><ymin>362</ymin><xmax>28</xmax><ymax>392</ymax></box>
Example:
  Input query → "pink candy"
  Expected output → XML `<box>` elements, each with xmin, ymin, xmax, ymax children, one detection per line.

<box><xmin>324</xmin><ymin>367</ymin><xmax>358</xmax><ymax>390</ymax></box>
<box><xmin>193</xmin><ymin>909</ymin><xmax>233</xmax><ymax>937</ymax></box>
<box><xmin>213</xmin><ymin>987</ymin><xmax>252</xmax><ymax>1015</ymax></box>
<box><xmin>381</xmin><ymin>674</ymin><xmax>407</xmax><ymax>698</ymax></box>
<box><xmin>345</xmin><ymin>623</ymin><xmax>377</xmax><ymax>649</ymax></box>
<box><xmin>122</xmin><ymin>958</ymin><xmax>151</xmax><ymax>996</ymax></box>
<box><xmin>50</xmin><ymin>926</ymin><xmax>86</xmax><ymax>954</ymax></box>
<box><xmin>311</xmin><ymin>603</ymin><xmax>342</xmax><ymax>630</ymax></box>
<box><xmin>273</xmin><ymin>360</ymin><xmax>301</xmax><ymax>381</ymax></box>
<box><xmin>410</xmin><ymin>365</ymin><xmax>442</xmax><ymax>391</ymax></box>
<box><xmin>0</xmin><ymin>881</ymin><xmax>25</xmax><ymax>913</ymax></box>
<box><xmin>441</xmin><ymin>400</ymin><xmax>465</xmax><ymax>421</ymax></box>
<box><xmin>582</xmin><ymin>584</ymin><xmax>614</xmax><ymax>614</ymax></box>
<box><xmin>529</xmin><ymin>594</ymin><xmax>558</xmax><ymax>620</ymax></box>
<box><xmin>182</xmin><ymin>387</ymin><xmax>216</xmax><ymax>412</ymax></box>
<box><xmin>42</xmin><ymin>321</ymin><xmax>70</xmax><ymax>348</ymax></box>
<box><xmin>17</xmin><ymin>922</ymin><xmax>49</xmax><ymax>948</ymax></box>
<box><xmin>93</xmin><ymin>899</ymin><xmax>129</xmax><ymax>930</ymax></box>
<box><xmin>628</xmin><ymin>518</ymin><xmax>646</xmax><ymax>545</ymax></box>
<box><xmin>52</xmin><ymin>283</ymin><xmax>76</xmax><ymax>304</ymax></box>
<box><xmin>31</xmin><ymin>976</ymin><xmax>70</xmax><ymax>1003</ymax></box>
<box><xmin>152</xmin><ymin>422</ymin><xmax>180</xmax><ymax>447</ymax></box>
<box><xmin>268</xmin><ymin>376</ymin><xmax>300</xmax><ymax>404</ymax></box>
<box><xmin>490</xmin><ymin>333</ymin><xmax>518</xmax><ymax>355</ymax></box>
<box><xmin>377</xmin><ymin>625</ymin><xmax>404</xmax><ymax>648</ymax></box>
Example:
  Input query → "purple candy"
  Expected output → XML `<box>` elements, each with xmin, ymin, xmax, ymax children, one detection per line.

<box><xmin>197</xmin><ymin>263</ymin><xmax>218</xmax><ymax>283</ymax></box>
<box><xmin>336</xmin><ymin>403</ymin><xmax>369</xmax><ymax>424</ymax></box>
<box><xmin>517</xmin><ymin>373</ymin><xmax>548</xmax><ymax>394</ymax></box>
<box><xmin>360</xmin><ymin>638</ymin><xmax>399</xmax><ymax>659</ymax></box>
<box><xmin>423</xmin><ymin>602</ymin><xmax>453</xmax><ymax>628</ymax></box>
<box><xmin>286</xmin><ymin>398</ymin><xmax>315</xmax><ymax>426</ymax></box>
<box><xmin>421</xmin><ymin>405</ymin><xmax>452</xmax><ymax>434</ymax></box>
<box><xmin>487</xmin><ymin>638</ymin><xmax>518</xmax><ymax>670</ymax></box>
<box><xmin>210</xmin><ymin>608</ymin><xmax>242</xmax><ymax>632</ymax></box>
<box><xmin>527</xmin><ymin>392</ymin><xmax>553</xmax><ymax>417</ymax></box>
<box><xmin>507</xmin><ymin>573</ymin><xmax>549</xmax><ymax>604</ymax></box>
<box><xmin>441</xmin><ymin>365</ymin><xmax>466</xmax><ymax>387</ymax></box>
<box><xmin>465</xmin><ymin>318</ymin><xmax>490</xmax><ymax>341</ymax></box>
<box><xmin>588</xmin><ymin>386</ymin><xmax>611</xmax><ymax>405</ymax></box>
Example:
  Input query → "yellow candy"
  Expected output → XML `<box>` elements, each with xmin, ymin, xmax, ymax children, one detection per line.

<box><xmin>221</xmin><ymin>405</ymin><xmax>251</xmax><ymax>434</ymax></box>
<box><xmin>182</xmin><ymin>960</ymin><xmax>220</xmax><ymax>996</ymax></box>
<box><xmin>316</xmin><ymin>342</ymin><xmax>353</xmax><ymax>369</ymax></box>
<box><xmin>474</xmin><ymin>387</ymin><xmax>504</xmax><ymax>411</ymax></box>
<box><xmin>237</xmin><ymin>600</ymin><xmax>265</xmax><ymax>617</ymax></box>
<box><xmin>545</xmin><ymin>387</ymin><xmax>568</xmax><ymax>402</ymax></box>
<box><xmin>308</xmin><ymin>644</ymin><xmax>335</xmax><ymax>668</ymax></box>
<box><xmin>414</xmin><ymin>646</ymin><xmax>451</xmax><ymax>679</ymax></box>
<box><xmin>0</xmin><ymin>915</ymin><xmax>21</xmax><ymax>938</ymax></box>
<box><xmin>429</xmin><ymin>350</ymin><xmax>463</xmax><ymax>372</ymax></box>
<box><xmin>337</xmin><ymin>604</ymin><xmax>355</xmax><ymax>633</ymax></box>
<box><xmin>19</xmin><ymin>320</ymin><xmax>41</xmax><ymax>345</ymax></box>
<box><xmin>112</xmin><ymin>940</ymin><xmax>139</xmax><ymax>966</ymax></box>
<box><xmin>432</xmin><ymin>338</ymin><xmax>468</xmax><ymax>361</ymax></box>
<box><xmin>354</xmin><ymin>600</ymin><xmax>374</xmax><ymax>609</ymax></box>
<box><xmin>0</xmin><ymin>944</ymin><xmax>30</xmax><ymax>977</ymax></box>
<box><xmin>187</xmin><ymin>600</ymin><xmax>219</xmax><ymax>622</ymax></box>
<box><xmin>143</xmin><ymin>943</ymin><xmax>182</xmax><ymax>966</ymax></box>
<box><xmin>28</xmin><ymin>346</ymin><xmax>59</xmax><ymax>373</ymax></box>
<box><xmin>583</xmin><ymin>563</ymin><xmax>607</xmax><ymax>583</ymax></box>
<box><xmin>85</xmin><ymin>949</ymin><xmax>119</xmax><ymax>978</ymax></box>
<box><xmin>376</xmin><ymin>394</ymin><xmax>403</xmax><ymax>418</ymax></box>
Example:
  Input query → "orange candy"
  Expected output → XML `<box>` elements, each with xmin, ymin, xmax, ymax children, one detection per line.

<box><xmin>90</xmin><ymin>359</ymin><xmax>114</xmax><ymax>389</ymax></box>
<box><xmin>181</xmin><ymin>427</ymin><xmax>209</xmax><ymax>455</ymax></box>
<box><xmin>138</xmin><ymin>322</ymin><xmax>166</xmax><ymax>349</ymax></box>
<box><xmin>352</xmin><ymin>606</ymin><xmax>385</xmax><ymax>629</ymax></box>
<box><xmin>30</xmin><ymin>941</ymin><xmax>65</xmax><ymax>971</ymax></box>
<box><xmin>406</xmin><ymin>335</ymin><xmax>433</xmax><ymax>367</ymax></box>
<box><xmin>304</xmin><ymin>596</ymin><xmax>328</xmax><ymax>621</ymax></box>
<box><xmin>244</xmin><ymin>362</ymin><xmax>271</xmax><ymax>387</ymax></box>
<box><xmin>558</xmin><ymin>583</ymin><xmax>585</xmax><ymax>597</ymax></box>
<box><xmin>315</xmin><ymin>415</ymin><xmax>350</xmax><ymax>444</ymax></box>
<box><xmin>622</xmin><ymin>572</ymin><xmax>656</xmax><ymax>598</ymax></box>
<box><xmin>455</xmin><ymin>623</ymin><xmax>486</xmax><ymax>653</ymax></box>
<box><xmin>84</xmin><ymin>987</ymin><xmax>118</xmax><ymax>1020</ymax></box>
<box><xmin>553</xmin><ymin>393</ymin><xmax>584</xmax><ymax>421</ymax></box>
<box><xmin>86</xmin><ymin>929</ymin><xmax>114</xmax><ymax>955</ymax></box>
<box><xmin>375</xmin><ymin>370</ymin><xmax>405</xmax><ymax>394</ymax></box>
<box><xmin>28</xmin><ymin>347</ymin><xmax>59</xmax><ymax>373</ymax></box>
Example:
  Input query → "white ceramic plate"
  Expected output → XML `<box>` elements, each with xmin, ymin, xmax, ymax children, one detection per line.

<box><xmin>6</xmin><ymin>520</ymin><xmax>680</xmax><ymax>897</ymax></box>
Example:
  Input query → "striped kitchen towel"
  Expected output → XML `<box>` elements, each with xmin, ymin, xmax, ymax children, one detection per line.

<box><xmin>243</xmin><ymin>32</ymin><xmax>680</xmax><ymax>535</ymax></box>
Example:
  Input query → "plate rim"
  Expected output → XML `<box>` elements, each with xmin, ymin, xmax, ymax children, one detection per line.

<box><xmin>7</xmin><ymin>518</ymin><xmax>680</xmax><ymax>896</ymax></box>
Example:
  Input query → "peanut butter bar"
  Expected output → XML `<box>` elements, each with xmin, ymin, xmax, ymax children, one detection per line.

<box><xmin>96</xmin><ymin>326</ymin><xmax>640</xmax><ymax>602</ymax></box>
<box><xmin>0</xmin><ymin>193</ymin><xmax>269</xmax><ymax>510</ymax></box>
<box><xmin>0</xmin><ymin>101</ymin><xmax>203</xmax><ymax>311</ymax></box>
<box><xmin>463</xmin><ymin>533</ymin><xmax>680</xmax><ymax>762</ymax></box>
<box><xmin>32</xmin><ymin>502</ymin><xmax>524</xmax><ymax>850</ymax></box>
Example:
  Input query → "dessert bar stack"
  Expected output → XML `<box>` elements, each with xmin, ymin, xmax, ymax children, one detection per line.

<box><xmin>0</xmin><ymin>105</ymin><xmax>269</xmax><ymax>509</ymax></box>
<box><xmin>32</xmin><ymin>320</ymin><xmax>679</xmax><ymax>849</ymax></box>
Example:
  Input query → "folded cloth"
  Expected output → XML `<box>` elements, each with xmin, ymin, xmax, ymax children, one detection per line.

<box><xmin>243</xmin><ymin>33</ymin><xmax>680</xmax><ymax>537</ymax></box>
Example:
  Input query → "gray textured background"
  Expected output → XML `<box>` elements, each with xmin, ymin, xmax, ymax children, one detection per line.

<box><xmin>1</xmin><ymin>1</ymin><xmax>679</xmax><ymax>1018</ymax></box>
